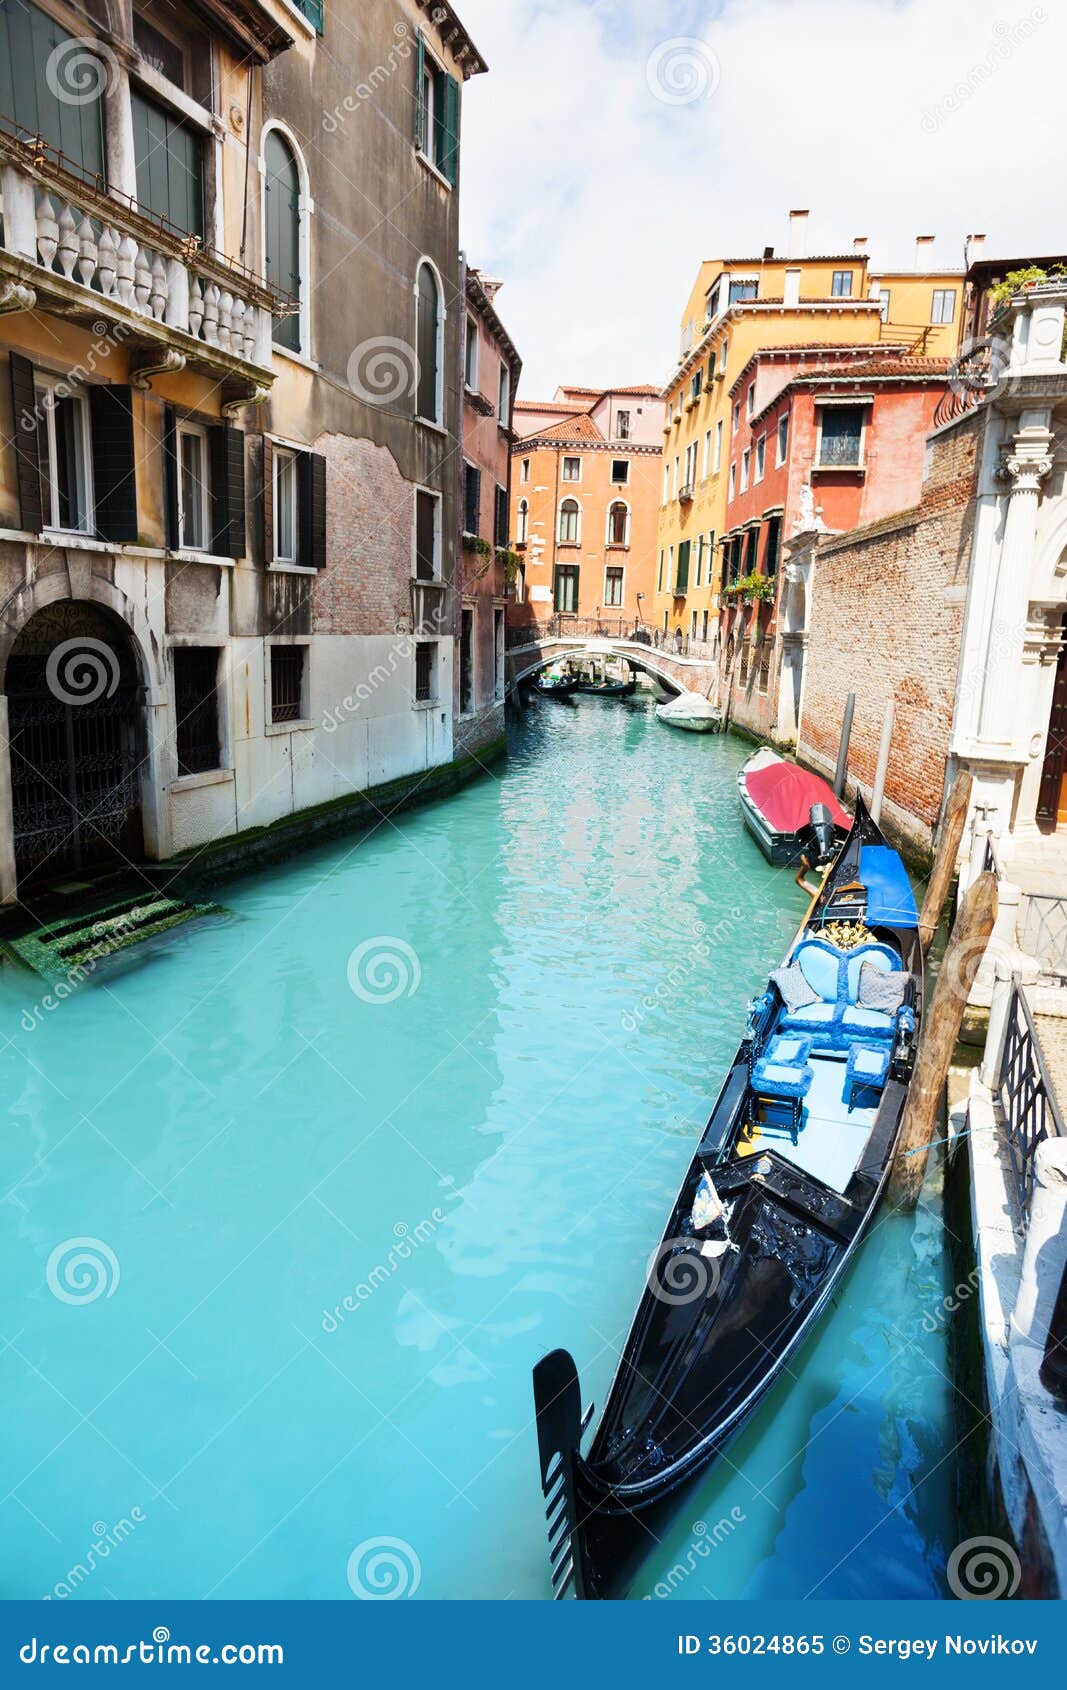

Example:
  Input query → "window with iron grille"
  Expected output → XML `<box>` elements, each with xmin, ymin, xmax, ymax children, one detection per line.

<box><xmin>415</xmin><ymin>642</ymin><xmax>435</xmax><ymax>702</ymax></box>
<box><xmin>174</xmin><ymin>647</ymin><xmax>221</xmax><ymax>774</ymax></box>
<box><xmin>759</xmin><ymin>635</ymin><xmax>773</xmax><ymax>692</ymax></box>
<box><xmin>271</xmin><ymin>645</ymin><xmax>305</xmax><ymax>724</ymax></box>
<box><xmin>817</xmin><ymin>405</ymin><xmax>865</xmax><ymax>467</ymax></box>
<box><xmin>459</xmin><ymin>610</ymin><xmax>474</xmax><ymax>714</ymax></box>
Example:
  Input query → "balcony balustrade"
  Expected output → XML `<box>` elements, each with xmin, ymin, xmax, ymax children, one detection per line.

<box><xmin>0</xmin><ymin>126</ymin><xmax>283</xmax><ymax>399</ymax></box>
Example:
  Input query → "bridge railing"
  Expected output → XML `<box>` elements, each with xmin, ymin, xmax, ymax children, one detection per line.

<box><xmin>504</xmin><ymin>618</ymin><xmax>722</xmax><ymax>661</ymax></box>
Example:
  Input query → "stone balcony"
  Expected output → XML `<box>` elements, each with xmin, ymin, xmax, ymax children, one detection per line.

<box><xmin>0</xmin><ymin>130</ymin><xmax>284</xmax><ymax>406</ymax></box>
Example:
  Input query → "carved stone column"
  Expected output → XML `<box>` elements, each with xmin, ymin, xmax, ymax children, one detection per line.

<box><xmin>976</xmin><ymin>422</ymin><xmax>1054</xmax><ymax>746</ymax></box>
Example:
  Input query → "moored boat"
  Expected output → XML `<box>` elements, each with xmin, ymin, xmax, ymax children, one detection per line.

<box><xmin>534</xmin><ymin>670</ymin><xmax>580</xmax><ymax>699</ymax></box>
<box><xmin>655</xmin><ymin>691</ymin><xmax>722</xmax><ymax>733</ymax></box>
<box><xmin>532</xmin><ymin>797</ymin><xmax>922</xmax><ymax>1600</ymax></box>
<box><xmin>575</xmin><ymin>676</ymin><xmax>637</xmax><ymax>698</ymax></box>
<box><xmin>738</xmin><ymin>746</ymin><xmax>849</xmax><ymax>865</ymax></box>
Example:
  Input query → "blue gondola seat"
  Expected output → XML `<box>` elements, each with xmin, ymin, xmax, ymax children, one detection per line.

<box><xmin>844</xmin><ymin>1042</ymin><xmax>892</xmax><ymax>1111</ymax></box>
<box><xmin>751</xmin><ymin>1034</ymin><xmax>814</xmax><ymax>1145</ymax></box>
<box><xmin>776</xmin><ymin>938</ymin><xmax>907</xmax><ymax>1053</ymax></box>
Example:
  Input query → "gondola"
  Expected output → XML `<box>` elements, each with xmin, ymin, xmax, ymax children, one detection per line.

<box><xmin>532</xmin><ymin>797</ymin><xmax>922</xmax><ymax>1600</ymax></box>
<box><xmin>533</xmin><ymin>671</ymin><xmax>580</xmax><ymax>700</ymax></box>
<box><xmin>737</xmin><ymin>747</ymin><xmax>849</xmax><ymax>865</ymax></box>
<box><xmin>574</xmin><ymin>676</ymin><xmax>637</xmax><ymax>698</ymax></box>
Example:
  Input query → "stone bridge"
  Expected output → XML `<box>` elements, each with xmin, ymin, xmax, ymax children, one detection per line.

<box><xmin>505</xmin><ymin>635</ymin><xmax>719</xmax><ymax>700</ymax></box>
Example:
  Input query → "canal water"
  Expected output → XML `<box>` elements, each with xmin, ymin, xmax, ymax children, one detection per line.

<box><xmin>0</xmin><ymin>693</ymin><xmax>958</xmax><ymax>1600</ymax></box>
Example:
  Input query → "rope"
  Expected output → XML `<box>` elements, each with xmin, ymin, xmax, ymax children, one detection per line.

<box><xmin>903</xmin><ymin>1119</ymin><xmax>993</xmax><ymax>1156</ymax></box>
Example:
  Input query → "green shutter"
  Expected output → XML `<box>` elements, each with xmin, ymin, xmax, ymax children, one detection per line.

<box><xmin>264</xmin><ymin>130</ymin><xmax>301</xmax><ymax>351</ymax></box>
<box><xmin>414</xmin><ymin>31</ymin><xmax>426</xmax><ymax>151</ymax></box>
<box><xmin>676</xmin><ymin>541</ymin><xmax>690</xmax><ymax>594</ymax></box>
<box><xmin>131</xmin><ymin>89</ymin><xmax>203</xmax><ymax>238</ymax></box>
<box><xmin>440</xmin><ymin>76</ymin><xmax>460</xmax><ymax>185</ymax></box>
<box><xmin>0</xmin><ymin>1</ymin><xmax>105</xmax><ymax>176</ymax></box>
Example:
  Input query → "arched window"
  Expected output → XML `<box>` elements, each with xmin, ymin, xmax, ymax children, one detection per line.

<box><xmin>559</xmin><ymin>498</ymin><xmax>580</xmax><ymax>544</ymax></box>
<box><xmin>263</xmin><ymin>126</ymin><xmax>308</xmax><ymax>355</ymax></box>
<box><xmin>416</xmin><ymin>261</ymin><xmax>443</xmax><ymax>422</ymax></box>
<box><xmin>607</xmin><ymin>500</ymin><xmax>630</xmax><ymax>546</ymax></box>
<box><xmin>517</xmin><ymin>498</ymin><xmax>529</xmax><ymax>543</ymax></box>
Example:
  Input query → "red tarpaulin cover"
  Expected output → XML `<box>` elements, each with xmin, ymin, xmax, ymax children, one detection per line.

<box><xmin>743</xmin><ymin>759</ymin><xmax>849</xmax><ymax>835</ymax></box>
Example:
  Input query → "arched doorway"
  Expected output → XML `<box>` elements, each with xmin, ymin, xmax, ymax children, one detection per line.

<box><xmin>4</xmin><ymin>602</ymin><xmax>145</xmax><ymax>888</ymax></box>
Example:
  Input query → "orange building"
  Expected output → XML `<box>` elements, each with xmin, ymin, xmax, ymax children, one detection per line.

<box><xmin>508</xmin><ymin>386</ymin><xmax>664</xmax><ymax>633</ymax></box>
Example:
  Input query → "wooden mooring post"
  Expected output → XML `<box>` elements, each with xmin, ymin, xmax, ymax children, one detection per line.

<box><xmin>887</xmin><ymin>870</ymin><xmax>998</xmax><ymax>1211</ymax></box>
<box><xmin>833</xmin><ymin>693</ymin><xmax>855</xmax><ymax>800</ymax></box>
<box><xmin>917</xmin><ymin>770</ymin><xmax>973</xmax><ymax>955</ymax></box>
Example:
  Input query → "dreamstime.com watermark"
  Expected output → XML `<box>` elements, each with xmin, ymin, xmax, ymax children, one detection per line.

<box><xmin>322</xmin><ymin>602</ymin><xmax>450</xmax><ymax>733</ymax></box>
<box><xmin>346</xmin><ymin>936</ymin><xmax>422</xmax><ymax>1004</ymax></box>
<box><xmin>920</xmin><ymin>9</ymin><xmax>1047</xmax><ymax>133</ymax></box>
<box><xmin>946</xmin><ymin>1535</ymin><xmax>1022</xmax><ymax>1600</ymax></box>
<box><xmin>45</xmin><ymin>1237</ymin><xmax>120</xmax><ymax>1305</ymax></box>
<box><xmin>645</xmin><ymin>1507</ymin><xmax>747</xmax><ymax>1598</ymax></box>
<box><xmin>321</xmin><ymin>1210</ymin><xmax>446</xmax><ymax>1331</ymax></box>
<box><xmin>622</xmin><ymin>906</ymin><xmax>744</xmax><ymax>1033</ymax></box>
<box><xmin>43</xmin><ymin>1512</ymin><xmax>146</xmax><ymax>1600</ymax></box>
<box><xmin>21</xmin><ymin>909</ymin><xmax>141</xmax><ymax>1031</ymax></box>
<box><xmin>646</xmin><ymin>36</ymin><xmax>722</xmax><ymax>106</ymax></box>
<box><xmin>346</xmin><ymin>1536</ymin><xmax>421</xmax><ymax>1599</ymax></box>
<box><xmin>19</xmin><ymin>1629</ymin><xmax>283</xmax><ymax>1666</ymax></box>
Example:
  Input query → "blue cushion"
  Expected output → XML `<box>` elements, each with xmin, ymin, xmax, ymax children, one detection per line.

<box><xmin>793</xmin><ymin>939</ymin><xmax>842</xmax><ymax>1003</ymax></box>
<box><xmin>841</xmin><ymin>1006</ymin><xmax>895</xmax><ymax>1038</ymax></box>
<box><xmin>780</xmin><ymin>1003</ymin><xmax>838</xmax><ymax>1031</ymax></box>
<box><xmin>850</xmin><ymin>1045</ymin><xmax>890</xmax><ymax>1079</ymax></box>
<box><xmin>753</xmin><ymin>1059</ymin><xmax>813</xmax><ymax>1099</ymax></box>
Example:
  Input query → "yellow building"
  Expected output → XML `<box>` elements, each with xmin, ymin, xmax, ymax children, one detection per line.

<box><xmin>653</xmin><ymin>214</ymin><xmax>966</xmax><ymax>643</ymax></box>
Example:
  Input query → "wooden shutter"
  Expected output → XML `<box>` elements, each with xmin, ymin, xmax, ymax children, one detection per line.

<box><xmin>261</xmin><ymin>435</ymin><xmax>273</xmax><ymax>564</ymax></box>
<box><xmin>8</xmin><ymin>352</ymin><xmax>42</xmax><ymax>533</ymax></box>
<box><xmin>442</xmin><ymin>76</ymin><xmax>460</xmax><ymax>185</ymax></box>
<box><xmin>89</xmin><ymin>385</ymin><xmax>137</xmax><ymax>543</ymax></box>
<box><xmin>464</xmin><ymin>464</ymin><xmax>481</xmax><ymax>534</ymax></box>
<box><xmin>676</xmin><ymin>540</ymin><xmax>690</xmax><ymax>594</ymax></box>
<box><xmin>414</xmin><ymin>31</ymin><xmax>426</xmax><ymax>151</ymax></box>
<box><xmin>298</xmin><ymin>451</ymin><xmax>327</xmax><ymax>570</ymax></box>
<box><xmin>162</xmin><ymin>405</ymin><xmax>179</xmax><ymax>547</ymax></box>
<box><xmin>210</xmin><ymin>424</ymin><xmax>246</xmax><ymax>559</ymax></box>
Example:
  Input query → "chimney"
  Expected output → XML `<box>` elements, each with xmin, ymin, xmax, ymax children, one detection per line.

<box><xmin>915</xmin><ymin>234</ymin><xmax>935</xmax><ymax>271</ymax></box>
<box><xmin>788</xmin><ymin>209</ymin><xmax>809</xmax><ymax>259</ymax></box>
<box><xmin>853</xmin><ymin>236</ymin><xmax>868</xmax><ymax>256</ymax></box>
<box><xmin>784</xmin><ymin>268</ymin><xmax>801</xmax><ymax>307</ymax></box>
<box><xmin>966</xmin><ymin>232</ymin><xmax>987</xmax><ymax>267</ymax></box>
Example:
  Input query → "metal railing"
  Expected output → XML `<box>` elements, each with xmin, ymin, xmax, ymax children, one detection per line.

<box><xmin>1020</xmin><ymin>893</ymin><xmax>1067</xmax><ymax>984</ymax></box>
<box><xmin>504</xmin><ymin>618</ymin><xmax>723</xmax><ymax>662</ymax></box>
<box><xmin>995</xmin><ymin>979</ymin><xmax>1065</xmax><ymax>1218</ymax></box>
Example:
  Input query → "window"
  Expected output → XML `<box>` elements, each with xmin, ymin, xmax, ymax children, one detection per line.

<box><xmin>707</xmin><ymin>532</ymin><xmax>716</xmax><ymax>580</ymax></box>
<box><xmin>498</xmin><ymin>361</ymin><xmax>510</xmax><ymax>422</ymax></box>
<box><xmin>662</xmin><ymin>462</ymin><xmax>671</xmax><ymax>504</ymax></box>
<box><xmin>554</xmin><ymin>564</ymin><xmax>579</xmax><ymax>613</ymax></box>
<box><xmin>817</xmin><ymin>405</ymin><xmax>865</xmax><ymax>467</ymax></box>
<box><xmin>746</xmin><ymin>382</ymin><xmax>755</xmax><ymax>418</ymax></box>
<box><xmin>831</xmin><ymin>270</ymin><xmax>854</xmax><ymax>298</ymax></box>
<box><xmin>611</xmin><ymin>459</ymin><xmax>630</xmax><ymax>485</ymax></box>
<box><xmin>703</xmin><ymin>430</ymin><xmax>713</xmax><ymax>478</ymax></box>
<box><xmin>706</xmin><ymin>282</ymin><xmax>721</xmax><ymax>320</ymax></box>
<box><xmin>617</xmin><ymin>410</ymin><xmax>631</xmax><ymax>440</ymax></box>
<box><xmin>174</xmin><ymin>647</ymin><xmax>220</xmax><ymax>775</ymax></box>
<box><xmin>932</xmin><ymin>288</ymin><xmax>957</xmax><ymax>325</ymax></box>
<box><xmin>416</xmin><ymin>262</ymin><xmax>443</xmax><ymax>422</ymax></box>
<box><xmin>494</xmin><ymin>485</ymin><xmax>509</xmax><ymax>548</ymax></box>
<box><xmin>0</xmin><ymin>4</ymin><xmax>105</xmax><ymax>177</ymax></box>
<box><xmin>876</xmin><ymin>288</ymin><xmax>891</xmax><ymax>323</ymax></box>
<box><xmin>690</xmin><ymin>370</ymin><xmax>703</xmax><ymax>403</ymax></box>
<box><xmin>759</xmin><ymin>635</ymin><xmax>773</xmax><ymax>693</ymax></box>
<box><xmin>415</xmin><ymin>488</ymin><xmax>441</xmax><ymax>579</ymax></box>
<box><xmin>676</xmin><ymin>540</ymin><xmax>690</xmax><ymax>594</ymax></box>
<box><xmin>691</xmin><ymin>611</ymin><xmax>697</xmax><ymax>639</ymax></box>
<box><xmin>494</xmin><ymin>608</ymin><xmax>505</xmax><ymax>700</ymax></box>
<box><xmin>131</xmin><ymin>88</ymin><xmax>203</xmax><ymax>240</ymax></box>
<box><xmin>517</xmin><ymin>498</ymin><xmax>529</xmax><ymax>543</ymax></box>
<box><xmin>177</xmin><ymin>423</ymin><xmax>209</xmax><ymax>550</ymax></box>
<box><xmin>776</xmin><ymin>413</ymin><xmax>789</xmax><ymax>467</ymax></box>
<box><xmin>561</xmin><ymin>456</ymin><xmax>581</xmax><ymax>482</ymax></box>
<box><xmin>732</xmin><ymin>401</ymin><xmax>740</xmax><ymax>436</ymax></box>
<box><xmin>274</xmin><ymin>448</ymin><xmax>298</xmax><ymax>562</ymax></box>
<box><xmin>707</xmin><ymin>349</ymin><xmax>716</xmax><ymax>381</ymax></box>
<box><xmin>702</xmin><ymin>609</ymin><xmax>709</xmax><ymax>641</ymax></box>
<box><xmin>755</xmin><ymin>435</ymin><xmax>766</xmax><ymax>483</ymax></box>
<box><xmin>558</xmin><ymin>498</ymin><xmax>580</xmax><ymax>544</ymax></box>
<box><xmin>415</xmin><ymin>34</ymin><xmax>459</xmax><ymax>185</ymax></box>
<box><xmin>740</xmin><ymin>448</ymin><xmax>750</xmax><ymax>493</ymax></box>
<box><xmin>713</xmin><ymin>419</ymin><xmax>723</xmax><ymax>472</ymax></box>
<box><xmin>464</xmin><ymin>316</ymin><xmax>479</xmax><ymax>389</ymax></box>
<box><xmin>745</xmin><ymin>527</ymin><xmax>759</xmax><ymax>572</ymax></box>
<box><xmin>463</xmin><ymin>462</ymin><xmax>481</xmax><ymax>535</ymax></box>
<box><xmin>729</xmin><ymin>278</ymin><xmax>758</xmax><ymax>303</ymax></box>
<box><xmin>33</xmin><ymin>376</ymin><xmax>92</xmax><ymax>534</ymax></box>
<box><xmin>414</xmin><ymin>641</ymin><xmax>436</xmax><ymax>702</ymax></box>
<box><xmin>459</xmin><ymin>608</ymin><xmax>474</xmax><ymax>715</ymax></box>
<box><xmin>264</xmin><ymin>127</ymin><xmax>306</xmax><ymax>354</ymax></box>
<box><xmin>607</xmin><ymin>501</ymin><xmax>629</xmax><ymax>546</ymax></box>
<box><xmin>270</xmin><ymin>646</ymin><xmax>305</xmax><ymax>724</ymax></box>
<box><xmin>520</xmin><ymin>457</ymin><xmax>531</xmax><ymax>483</ymax></box>
<box><xmin>728</xmin><ymin>462</ymin><xmax>736</xmax><ymax>500</ymax></box>
<box><xmin>694</xmin><ymin>535</ymin><xmax>703</xmax><ymax>588</ymax></box>
<box><xmin>134</xmin><ymin>15</ymin><xmax>186</xmax><ymax>86</ymax></box>
<box><xmin>684</xmin><ymin>441</ymin><xmax>698</xmax><ymax>489</ymax></box>
<box><xmin>765</xmin><ymin>513</ymin><xmax>782</xmax><ymax>577</ymax></box>
<box><xmin>604</xmin><ymin>566</ymin><xmax>624</xmax><ymax>607</ymax></box>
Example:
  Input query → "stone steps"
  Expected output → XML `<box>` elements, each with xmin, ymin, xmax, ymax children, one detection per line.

<box><xmin>1</xmin><ymin>890</ymin><xmax>226</xmax><ymax>986</ymax></box>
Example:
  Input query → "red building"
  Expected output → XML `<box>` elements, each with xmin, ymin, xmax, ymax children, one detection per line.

<box><xmin>718</xmin><ymin>344</ymin><xmax>950</xmax><ymax>741</ymax></box>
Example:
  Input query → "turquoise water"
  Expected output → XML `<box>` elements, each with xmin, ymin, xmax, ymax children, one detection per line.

<box><xmin>0</xmin><ymin>695</ymin><xmax>957</xmax><ymax>1601</ymax></box>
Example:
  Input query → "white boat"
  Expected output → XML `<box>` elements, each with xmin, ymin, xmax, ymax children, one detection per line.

<box><xmin>655</xmin><ymin>691</ymin><xmax>722</xmax><ymax>733</ymax></box>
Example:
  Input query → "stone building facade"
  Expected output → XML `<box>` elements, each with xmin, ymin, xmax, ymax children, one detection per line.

<box><xmin>0</xmin><ymin>0</ymin><xmax>489</xmax><ymax>905</ymax></box>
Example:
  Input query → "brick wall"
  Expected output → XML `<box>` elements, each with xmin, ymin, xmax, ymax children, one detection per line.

<box><xmin>797</xmin><ymin>410</ymin><xmax>985</xmax><ymax>861</ymax></box>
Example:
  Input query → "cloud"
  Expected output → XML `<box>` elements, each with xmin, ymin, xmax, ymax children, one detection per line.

<box><xmin>457</xmin><ymin>0</ymin><xmax>1064</xmax><ymax>395</ymax></box>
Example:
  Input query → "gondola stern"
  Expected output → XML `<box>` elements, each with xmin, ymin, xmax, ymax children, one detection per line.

<box><xmin>532</xmin><ymin>1348</ymin><xmax>596</xmax><ymax>1601</ymax></box>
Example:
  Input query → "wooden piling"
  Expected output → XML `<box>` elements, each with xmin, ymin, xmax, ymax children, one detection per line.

<box><xmin>870</xmin><ymin>702</ymin><xmax>895</xmax><ymax>825</ymax></box>
<box><xmin>887</xmin><ymin>870</ymin><xmax>998</xmax><ymax>1212</ymax></box>
<box><xmin>917</xmin><ymin>770</ymin><xmax>973</xmax><ymax>954</ymax></box>
<box><xmin>833</xmin><ymin>693</ymin><xmax>855</xmax><ymax>800</ymax></box>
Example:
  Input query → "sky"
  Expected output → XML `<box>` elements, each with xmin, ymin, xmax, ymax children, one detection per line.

<box><xmin>455</xmin><ymin>0</ymin><xmax>1066</xmax><ymax>397</ymax></box>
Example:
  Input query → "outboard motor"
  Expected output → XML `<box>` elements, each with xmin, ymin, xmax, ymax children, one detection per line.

<box><xmin>799</xmin><ymin>803</ymin><xmax>837</xmax><ymax>866</ymax></box>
